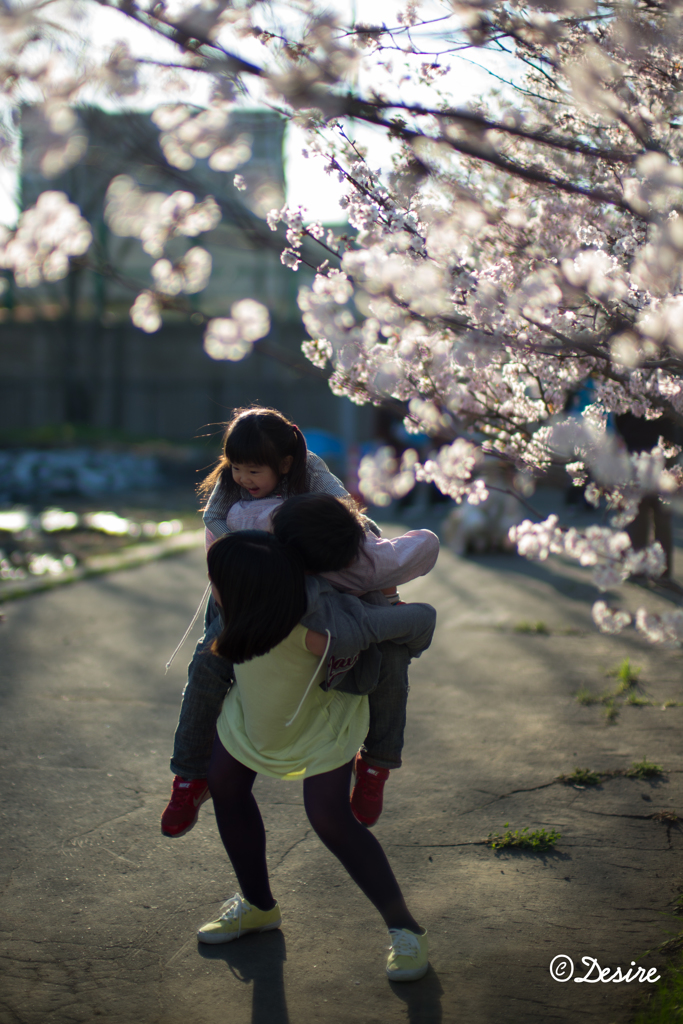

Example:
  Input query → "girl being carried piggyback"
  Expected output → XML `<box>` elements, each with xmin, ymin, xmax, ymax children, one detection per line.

<box><xmin>161</xmin><ymin>405</ymin><xmax>439</xmax><ymax>838</ymax></box>
<box><xmin>201</xmin><ymin>406</ymin><xmax>347</xmax><ymax>548</ymax></box>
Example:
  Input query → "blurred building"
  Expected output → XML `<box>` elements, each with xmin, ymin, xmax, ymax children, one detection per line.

<box><xmin>0</xmin><ymin>106</ymin><xmax>368</xmax><ymax>449</ymax></box>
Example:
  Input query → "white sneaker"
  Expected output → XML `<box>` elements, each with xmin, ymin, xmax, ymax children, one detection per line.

<box><xmin>386</xmin><ymin>927</ymin><xmax>429</xmax><ymax>981</ymax></box>
<box><xmin>197</xmin><ymin>893</ymin><xmax>282</xmax><ymax>944</ymax></box>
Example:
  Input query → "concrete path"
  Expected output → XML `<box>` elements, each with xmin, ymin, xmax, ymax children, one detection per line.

<box><xmin>2</xmin><ymin>538</ymin><xmax>683</xmax><ymax>1024</ymax></box>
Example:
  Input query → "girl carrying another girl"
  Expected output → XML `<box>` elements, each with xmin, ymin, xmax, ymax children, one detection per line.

<box><xmin>199</xmin><ymin>530</ymin><xmax>432</xmax><ymax>982</ymax></box>
<box><xmin>163</xmin><ymin>406</ymin><xmax>350</xmax><ymax>835</ymax></box>
<box><xmin>162</xmin><ymin>405</ymin><xmax>439</xmax><ymax>836</ymax></box>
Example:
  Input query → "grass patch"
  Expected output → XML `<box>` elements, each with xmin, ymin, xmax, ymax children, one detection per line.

<box><xmin>576</xmin><ymin>686</ymin><xmax>604</xmax><ymax>706</ymax></box>
<box><xmin>606</xmin><ymin>657</ymin><xmax>642</xmax><ymax>693</ymax></box>
<box><xmin>604</xmin><ymin>698</ymin><xmax>620</xmax><ymax>723</ymax></box>
<box><xmin>652</xmin><ymin>810</ymin><xmax>679</xmax><ymax>824</ymax></box>
<box><xmin>632</xmin><ymin>955</ymin><xmax>683</xmax><ymax>1023</ymax></box>
<box><xmin>626</xmin><ymin>693</ymin><xmax>652</xmax><ymax>707</ymax></box>
<box><xmin>486</xmin><ymin>823</ymin><xmax>561</xmax><ymax>851</ymax></box>
<box><xmin>559</xmin><ymin>768</ymin><xmax>602</xmax><ymax>787</ymax></box>
<box><xmin>574</xmin><ymin>659</ymin><xmax>674</xmax><ymax>721</ymax></box>
<box><xmin>513</xmin><ymin>620</ymin><xmax>549</xmax><ymax>635</ymax></box>
<box><xmin>626</xmin><ymin>759</ymin><xmax>665</xmax><ymax>779</ymax></box>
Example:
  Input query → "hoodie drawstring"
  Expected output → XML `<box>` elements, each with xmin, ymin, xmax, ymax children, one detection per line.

<box><xmin>285</xmin><ymin>630</ymin><xmax>331</xmax><ymax>727</ymax></box>
<box><xmin>165</xmin><ymin>581</ymin><xmax>212</xmax><ymax>673</ymax></box>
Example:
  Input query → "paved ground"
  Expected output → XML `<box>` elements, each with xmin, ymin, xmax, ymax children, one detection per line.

<box><xmin>2</xmin><ymin>526</ymin><xmax>683</xmax><ymax>1024</ymax></box>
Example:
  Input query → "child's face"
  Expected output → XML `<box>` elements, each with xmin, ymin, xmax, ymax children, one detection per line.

<box><xmin>231</xmin><ymin>462</ymin><xmax>280</xmax><ymax>499</ymax></box>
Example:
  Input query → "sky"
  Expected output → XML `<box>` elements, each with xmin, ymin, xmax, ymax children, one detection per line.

<box><xmin>0</xmin><ymin>0</ymin><xmax>518</xmax><ymax>227</ymax></box>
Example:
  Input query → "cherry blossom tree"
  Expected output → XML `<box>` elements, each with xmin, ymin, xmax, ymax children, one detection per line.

<box><xmin>2</xmin><ymin>0</ymin><xmax>683</xmax><ymax>641</ymax></box>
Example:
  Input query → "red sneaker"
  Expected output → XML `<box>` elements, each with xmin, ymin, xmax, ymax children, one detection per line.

<box><xmin>351</xmin><ymin>754</ymin><xmax>390</xmax><ymax>827</ymax></box>
<box><xmin>161</xmin><ymin>776</ymin><xmax>211</xmax><ymax>838</ymax></box>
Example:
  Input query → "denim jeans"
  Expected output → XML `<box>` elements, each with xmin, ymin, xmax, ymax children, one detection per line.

<box><xmin>362</xmin><ymin>640</ymin><xmax>411</xmax><ymax>770</ymax></box>
<box><xmin>170</xmin><ymin>603</ymin><xmax>412</xmax><ymax>778</ymax></box>
<box><xmin>170</xmin><ymin>599</ymin><xmax>234</xmax><ymax>779</ymax></box>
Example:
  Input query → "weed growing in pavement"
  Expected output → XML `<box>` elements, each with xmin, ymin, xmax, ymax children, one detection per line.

<box><xmin>513</xmin><ymin>621</ymin><xmax>549</xmax><ymax>634</ymax></box>
<box><xmin>559</xmin><ymin>768</ymin><xmax>602</xmax><ymax>787</ymax></box>
<box><xmin>604</xmin><ymin>698</ymin><xmax>620</xmax><ymax>723</ymax></box>
<box><xmin>606</xmin><ymin>657</ymin><xmax>642</xmax><ymax>693</ymax></box>
<box><xmin>555</xmin><ymin>761</ymin><xmax>668</xmax><ymax>795</ymax></box>
<box><xmin>627</xmin><ymin>693</ymin><xmax>652</xmax><ymax>706</ymax></box>
<box><xmin>633</xmin><ymin>892</ymin><xmax>683</xmax><ymax>1024</ymax></box>
<box><xmin>486</xmin><ymin>823</ymin><xmax>561</xmax><ymax>851</ymax></box>
<box><xmin>633</xmin><ymin>959</ymin><xmax>683</xmax><ymax>1024</ymax></box>
<box><xmin>626</xmin><ymin>759</ymin><xmax>665</xmax><ymax>779</ymax></box>
<box><xmin>652</xmin><ymin>810</ymin><xmax>679</xmax><ymax>824</ymax></box>
<box><xmin>573</xmin><ymin>659</ymin><xmax>670</xmax><ymax>723</ymax></box>
<box><xmin>576</xmin><ymin>686</ymin><xmax>603</xmax><ymax>706</ymax></box>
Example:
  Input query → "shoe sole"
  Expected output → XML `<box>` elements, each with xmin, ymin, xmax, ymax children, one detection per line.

<box><xmin>197</xmin><ymin>918</ymin><xmax>282</xmax><ymax>944</ymax></box>
<box><xmin>161</xmin><ymin>793</ymin><xmax>211</xmax><ymax>838</ymax></box>
<box><xmin>161</xmin><ymin>813</ymin><xmax>199</xmax><ymax>839</ymax></box>
<box><xmin>351</xmin><ymin>809</ymin><xmax>379</xmax><ymax>827</ymax></box>
<box><xmin>386</xmin><ymin>961</ymin><xmax>429</xmax><ymax>982</ymax></box>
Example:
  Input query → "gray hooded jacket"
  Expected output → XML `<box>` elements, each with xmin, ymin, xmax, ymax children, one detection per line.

<box><xmin>300</xmin><ymin>576</ymin><xmax>436</xmax><ymax>696</ymax></box>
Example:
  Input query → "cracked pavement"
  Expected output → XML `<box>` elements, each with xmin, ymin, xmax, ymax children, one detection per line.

<box><xmin>2</xmin><ymin>533</ymin><xmax>683</xmax><ymax>1024</ymax></box>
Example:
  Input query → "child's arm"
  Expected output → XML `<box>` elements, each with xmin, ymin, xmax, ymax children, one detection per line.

<box><xmin>203</xmin><ymin>480</ymin><xmax>232</xmax><ymax>541</ymax></box>
<box><xmin>305</xmin><ymin>452</ymin><xmax>349</xmax><ymax>497</ymax></box>
<box><xmin>303</xmin><ymin>585</ymin><xmax>437</xmax><ymax>664</ymax></box>
<box><xmin>320</xmin><ymin>529</ymin><xmax>439</xmax><ymax>595</ymax></box>
<box><xmin>205</xmin><ymin>497</ymin><xmax>285</xmax><ymax>551</ymax></box>
<box><xmin>225</xmin><ymin>497</ymin><xmax>284</xmax><ymax>533</ymax></box>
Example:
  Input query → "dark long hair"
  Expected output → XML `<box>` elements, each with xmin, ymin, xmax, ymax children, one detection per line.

<box><xmin>272</xmin><ymin>494</ymin><xmax>366</xmax><ymax>573</ymax></box>
<box><xmin>200</xmin><ymin>406</ymin><xmax>308</xmax><ymax>503</ymax></box>
<box><xmin>207</xmin><ymin>531</ymin><xmax>307</xmax><ymax>663</ymax></box>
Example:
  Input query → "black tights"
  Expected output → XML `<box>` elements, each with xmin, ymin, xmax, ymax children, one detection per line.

<box><xmin>207</xmin><ymin>736</ymin><xmax>420</xmax><ymax>932</ymax></box>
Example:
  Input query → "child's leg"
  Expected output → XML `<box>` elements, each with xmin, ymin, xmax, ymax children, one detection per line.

<box><xmin>362</xmin><ymin>640</ymin><xmax>411</xmax><ymax>770</ymax></box>
<box><xmin>303</xmin><ymin>760</ymin><xmax>420</xmax><ymax>933</ymax></box>
<box><xmin>350</xmin><ymin>641</ymin><xmax>411</xmax><ymax>827</ymax></box>
<box><xmin>206</xmin><ymin>735</ymin><xmax>275</xmax><ymax>911</ymax></box>
<box><xmin>197</xmin><ymin>736</ymin><xmax>283</xmax><ymax>943</ymax></box>
<box><xmin>169</xmin><ymin>615</ymin><xmax>233</xmax><ymax>780</ymax></box>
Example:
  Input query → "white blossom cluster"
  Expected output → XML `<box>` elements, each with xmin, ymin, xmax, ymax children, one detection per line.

<box><xmin>0</xmin><ymin>192</ymin><xmax>92</xmax><ymax>287</ymax></box>
<box><xmin>130</xmin><ymin>290</ymin><xmax>162</xmax><ymax>334</ymax></box>
<box><xmin>591</xmin><ymin>602</ymin><xmax>632</xmax><ymax>636</ymax></box>
<box><xmin>594</xmin><ymin>600</ymin><xmax>683</xmax><ymax>647</ymax></box>
<box><xmin>105</xmin><ymin>177</ymin><xmax>221</xmax><ymax>259</ymax></box>
<box><xmin>358</xmin><ymin>447</ymin><xmax>418</xmax><ymax>507</ymax></box>
<box><xmin>512</xmin><ymin>517</ymin><xmax>674</xmax><ymax>642</ymax></box>
<box><xmin>151</xmin><ymin>247</ymin><xmax>212</xmax><ymax>295</ymax></box>
<box><xmin>267</xmin><ymin>205</ymin><xmax>308</xmax><ymax>271</ymax></box>
<box><xmin>415</xmin><ymin>438</ymin><xmax>486</xmax><ymax>504</ymax></box>
<box><xmin>105</xmin><ymin>177</ymin><xmax>221</xmax><ymax>332</ymax></box>
<box><xmin>550</xmin><ymin>417</ymin><xmax>683</xmax><ymax>527</ymax></box>
<box><xmin>203</xmin><ymin>299</ymin><xmax>271</xmax><ymax>361</ymax></box>
<box><xmin>509</xmin><ymin>516</ymin><xmax>666</xmax><ymax>588</ymax></box>
<box><xmin>151</xmin><ymin>104</ymin><xmax>251</xmax><ymax>173</ymax></box>
<box><xmin>634</xmin><ymin>608</ymin><xmax>683</xmax><ymax>646</ymax></box>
